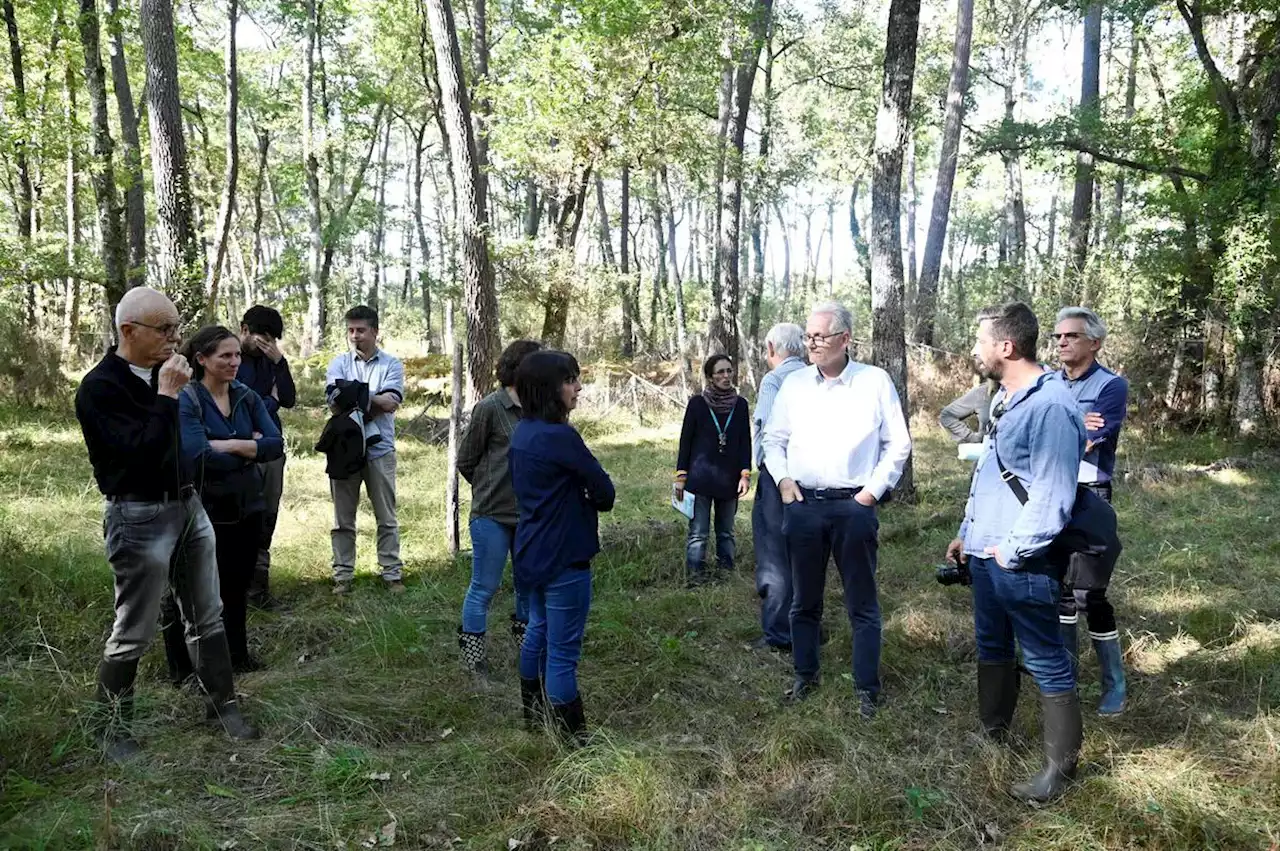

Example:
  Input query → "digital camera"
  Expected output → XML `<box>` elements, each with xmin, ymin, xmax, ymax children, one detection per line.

<box><xmin>935</xmin><ymin>562</ymin><xmax>972</xmax><ymax>587</ymax></box>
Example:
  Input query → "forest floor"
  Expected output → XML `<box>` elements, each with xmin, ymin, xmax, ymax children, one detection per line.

<box><xmin>1</xmin><ymin>368</ymin><xmax>1279</xmax><ymax>850</ymax></box>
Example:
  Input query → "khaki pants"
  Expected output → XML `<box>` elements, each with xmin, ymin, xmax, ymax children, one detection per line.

<box><xmin>330</xmin><ymin>452</ymin><xmax>403</xmax><ymax>582</ymax></box>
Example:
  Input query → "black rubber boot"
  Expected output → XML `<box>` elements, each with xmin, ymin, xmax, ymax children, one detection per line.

<box><xmin>977</xmin><ymin>659</ymin><xmax>1020</xmax><ymax>742</ymax></box>
<box><xmin>1010</xmin><ymin>690</ymin><xmax>1082</xmax><ymax>804</ymax></box>
<box><xmin>520</xmin><ymin>677</ymin><xmax>545</xmax><ymax>731</ymax></box>
<box><xmin>551</xmin><ymin>695</ymin><xmax>588</xmax><ymax>747</ymax></box>
<box><xmin>95</xmin><ymin>658</ymin><xmax>142</xmax><ymax>763</ymax></box>
<box><xmin>192</xmin><ymin>632</ymin><xmax>260</xmax><ymax>741</ymax></box>
<box><xmin>510</xmin><ymin>614</ymin><xmax>528</xmax><ymax>650</ymax></box>
<box><xmin>161</xmin><ymin>597</ymin><xmax>194</xmax><ymax>687</ymax></box>
<box><xmin>457</xmin><ymin>627</ymin><xmax>489</xmax><ymax>675</ymax></box>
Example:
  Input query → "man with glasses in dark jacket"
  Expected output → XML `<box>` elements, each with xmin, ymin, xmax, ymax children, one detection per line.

<box><xmin>75</xmin><ymin>287</ymin><xmax>258</xmax><ymax>763</ymax></box>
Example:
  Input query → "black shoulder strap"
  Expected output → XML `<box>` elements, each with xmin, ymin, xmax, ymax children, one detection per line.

<box><xmin>992</xmin><ymin>441</ymin><xmax>1030</xmax><ymax>505</ymax></box>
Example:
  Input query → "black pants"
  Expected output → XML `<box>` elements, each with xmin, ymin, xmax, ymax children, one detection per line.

<box><xmin>215</xmin><ymin>512</ymin><xmax>263</xmax><ymax>665</ymax></box>
<box><xmin>1059</xmin><ymin>481</ymin><xmax>1117</xmax><ymax>638</ymax></box>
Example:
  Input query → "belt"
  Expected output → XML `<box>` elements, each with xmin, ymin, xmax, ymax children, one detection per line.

<box><xmin>798</xmin><ymin>485</ymin><xmax>862</xmax><ymax>501</ymax></box>
<box><xmin>106</xmin><ymin>485</ymin><xmax>195</xmax><ymax>503</ymax></box>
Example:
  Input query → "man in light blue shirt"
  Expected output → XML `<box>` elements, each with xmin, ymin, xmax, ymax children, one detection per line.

<box><xmin>325</xmin><ymin>305</ymin><xmax>406</xmax><ymax>594</ymax></box>
<box><xmin>944</xmin><ymin>302</ymin><xmax>1085</xmax><ymax>805</ymax></box>
<box><xmin>750</xmin><ymin>322</ymin><xmax>806</xmax><ymax>652</ymax></box>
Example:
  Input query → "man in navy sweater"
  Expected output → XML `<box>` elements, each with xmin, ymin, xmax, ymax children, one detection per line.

<box><xmin>237</xmin><ymin>305</ymin><xmax>296</xmax><ymax>608</ymax></box>
<box><xmin>1053</xmin><ymin>306</ymin><xmax>1129</xmax><ymax>715</ymax></box>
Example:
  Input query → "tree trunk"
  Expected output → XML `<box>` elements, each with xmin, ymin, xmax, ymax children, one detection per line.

<box><xmin>141</xmin><ymin>0</ymin><xmax>204</xmax><ymax>322</ymax></box>
<box><xmin>412</xmin><ymin>122</ymin><xmax>432</xmax><ymax>347</ymax></box>
<box><xmin>594</xmin><ymin>174</ymin><xmax>616</xmax><ymax>268</ymax></box>
<box><xmin>425</xmin><ymin>0</ymin><xmax>499</xmax><ymax>406</ymax></box>
<box><xmin>905</xmin><ymin>139</ymin><xmax>917</xmax><ymax>305</ymax></box>
<box><xmin>248</xmin><ymin>126</ymin><xmax>268</xmax><ymax>293</ymax></box>
<box><xmin>470</xmin><ymin>0</ymin><xmax>490</xmax><ymax>222</ymax></box>
<box><xmin>1110</xmin><ymin>19</ymin><xmax>1137</xmax><ymax>245</ymax></box>
<box><xmin>446</xmin><ymin>336</ymin><xmax>462</xmax><ymax>553</ymax></box>
<box><xmin>870</xmin><ymin>0</ymin><xmax>920</xmax><ymax>501</ymax></box>
<box><xmin>370</xmin><ymin>118</ymin><xmax>392</xmax><ymax>312</ymax></box>
<box><xmin>106</xmin><ymin>0</ymin><xmax>145</xmax><ymax>284</ymax></box>
<box><xmin>302</xmin><ymin>0</ymin><xmax>325</xmax><ymax>352</ymax></box>
<box><xmin>205</xmin><ymin>0</ymin><xmax>239</xmax><ymax>321</ymax></box>
<box><xmin>61</xmin><ymin>57</ymin><xmax>81</xmax><ymax>358</ymax></box>
<box><xmin>620</xmin><ymin>165</ymin><xmax>634</xmax><ymax>357</ymax></box>
<box><xmin>848</xmin><ymin>184</ymin><xmax>872</xmax><ymax>288</ymax></box>
<box><xmin>3</xmin><ymin>0</ymin><xmax>33</xmax><ymax>242</ymax></box>
<box><xmin>1046</xmin><ymin>188</ymin><xmax>1057</xmax><ymax>262</ymax></box>
<box><xmin>1067</xmin><ymin>0</ymin><xmax>1102</xmax><ymax>281</ymax></box>
<box><xmin>914</xmin><ymin>0</ymin><xmax>972</xmax><ymax>346</ymax></box>
<box><xmin>773</xmin><ymin>199</ymin><xmax>791</xmax><ymax>316</ymax></box>
<box><xmin>541</xmin><ymin>167</ymin><xmax>592</xmax><ymax>346</ymax></box>
<box><xmin>77</xmin><ymin>0</ymin><xmax>129</xmax><ymax>327</ymax></box>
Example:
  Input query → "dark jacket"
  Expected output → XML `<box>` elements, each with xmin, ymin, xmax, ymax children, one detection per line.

<box><xmin>236</xmin><ymin>351</ymin><xmax>296</xmax><ymax>433</ymax></box>
<box><xmin>75</xmin><ymin>350</ymin><xmax>191</xmax><ymax>498</ymax></box>
<box><xmin>457</xmin><ymin>389</ymin><xmax>522</xmax><ymax>526</ymax></box>
<box><xmin>181</xmin><ymin>381</ymin><xmax>283</xmax><ymax>522</ymax></box>
<box><xmin>510</xmin><ymin>419</ymin><xmax>615</xmax><ymax>590</ymax></box>
<box><xmin>676</xmin><ymin>395</ymin><xmax>751</xmax><ymax>500</ymax></box>
<box><xmin>315</xmin><ymin>414</ymin><xmax>367</xmax><ymax>479</ymax></box>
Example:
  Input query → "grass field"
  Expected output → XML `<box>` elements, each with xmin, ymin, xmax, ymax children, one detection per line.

<box><xmin>1</xmin><ymin>368</ymin><xmax>1278</xmax><ymax>850</ymax></box>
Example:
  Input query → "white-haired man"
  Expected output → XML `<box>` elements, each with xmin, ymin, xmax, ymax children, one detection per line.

<box><xmin>750</xmin><ymin>323</ymin><xmax>807</xmax><ymax>652</ymax></box>
<box><xmin>762</xmin><ymin>301</ymin><xmax>912</xmax><ymax>717</ymax></box>
<box><xmin>1053</xmin><ymin>306</ymin><xmax>1128</xmax><ymax>715</ymax></box>
<box><xmin>75</xmin><ymin>288</ymin><xmax>259</xmax><ymax>762</ymax></box>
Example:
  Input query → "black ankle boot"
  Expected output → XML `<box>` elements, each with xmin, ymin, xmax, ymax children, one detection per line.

<box><xmin>458</xmin><ymin>627</ymin><xmax>489</xmax><ymax>675</ymax></box>
<box><xmin>1010</xmin><ymin>690</ymin><xmax>1082</xmax><ymax>804</ymax></box>
<box><xmin>551</xmin><ymin>696</ymin><xmax>587</xmax><ymax>746</ymax></box>
<box><xmin>520</xmin><ymin>677</ymin><xmax>545</xmax><ymax>731</ymax></box>
<box><xmin>977</xmin><ymin>660</ymin><xmax>1020</xmax><ymax>742</ymax></box>
<box><xmin>510</xmin><ymin>614</ymin><xmax>528</xmax><ymax>649</ymax></box>
<box><xmin>95</xmin><ymin>658</ymin><xmax>142</xmax><ymax>763</ymax></box>
<box><xmin>191</xmin><ymin>632</ymin><xmax>260</xmax><ymax>741</ymax></box>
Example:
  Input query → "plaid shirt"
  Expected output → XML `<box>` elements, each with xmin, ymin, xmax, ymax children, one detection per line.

<box><xmin>458</xmin><ymin>389</ymin><xmax>521</xmax><ymax>526</ymax></box>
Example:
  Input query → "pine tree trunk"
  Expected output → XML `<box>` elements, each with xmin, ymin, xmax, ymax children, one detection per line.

<box><xmin>205</xmin><ymin>0</ymin><xmax>239</xmax><ymax>321</ymax></box>
<box><xmin>1110</xmin><ymin>20</ymin><xmax>1137</xmax><ymax>244</ymax></box>
<box><xmin>870</xmin><ymin>0</ymin><xmax>920</xmax><ymax>501</ymax></box>
<box><xmin>106</xmin><ymin>0</ymin><xmax>145</xmax><ymax>284</ymax></box>
<box><xmin>1068</xmin><ymin>0</ymin><xmax>1102</xmax><ymax>281</ymax></box>
<box><xmin>77</xmin><ymin>0</ymin><xmax>129</xmax><ymax>325</ymax></box>
<box><xmin>62</xmin><ymin>57</ymin><xmax>81</xmax><ymax>358</ymax></box>
<box><xmin>620</xmin><ymin>166</ymin><xmax>634</xmax><ymax>357</ymax></box>
<box><xmin>141</xmin><ymin>0</ymin><xmax>203</xmax><ymax>321</ymax></box>
<box><xmin>370</xmin><ymin>119</ymin><xmax>391</xmax><ymax>312</ymax></box>
<box><xmin>302</xmin><ymin>0</ymin><xmax>325</xmax><ymax>353</ymax></box>
<box><xmin>249</xmin><ymin>126</ymin><xmax>268</xmax><ymax>292</ymax></box>
<box><xmin>470</xmin><ymin>0</ymin><xmax>491</xmax><ymax>222</ymax></box>
<box><xmin>905</xmin><ymin>138</ymin><xmax>917</xmax><ymax>305</ymax></box>
<box><xmin>3</xmin><ymin>0</ymin><xmax>33</xmax><ymax>242</ymax></box>
<box><xmin>412</xmin><ymin>122</ymin><xmax>432</xmax><ymax>348</ymax></box>
<box><xmin>425</xmin><ymin>0</ymin><xmax>499</xmax><ymax>406</ymax></box>
<box><xmin>772</xmin><ymin>199</ymin><xmax>791</xmax><ymax>316</ymax></box>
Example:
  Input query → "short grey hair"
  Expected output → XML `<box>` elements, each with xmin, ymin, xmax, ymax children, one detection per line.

<box><xmin>1056</xmin><ymin>306</ymin><xmax>1107</xmax><ymax>341</ymax></box>
<box><xmin>764</xmin><ymin>322</ymin><xmax>805</xmax><ymax>357</ymax></box>
<box><xmin>810</xmin><ymin>300</ymin><xmax>854</xmax><ymax>335</ymax></box>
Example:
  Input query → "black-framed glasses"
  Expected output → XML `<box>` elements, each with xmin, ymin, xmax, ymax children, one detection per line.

<box><xmin>129</xmin><ymin>320</ymin><xmax>184</xmax><ymax>339</ymax></box>
<box><xmin>803</xmin><ymin>331</ymin><xmax>846</xmax><ymax>347</ymax></box>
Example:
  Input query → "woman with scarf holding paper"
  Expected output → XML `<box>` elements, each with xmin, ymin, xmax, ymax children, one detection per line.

<box><xmin>674</xmin><ymin>354</ymin><xmax>752</xmax><ymax>587</ymax></box>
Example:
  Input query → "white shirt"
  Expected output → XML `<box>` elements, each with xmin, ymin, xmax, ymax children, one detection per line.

<box><xmin>762</xmin><ymin>358</ymin><xmax>912</xmax><ymax>500</ymax></box>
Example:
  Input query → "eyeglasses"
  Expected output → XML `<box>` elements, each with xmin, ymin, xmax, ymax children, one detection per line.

<box><xmin>129</xmin><ymin>320</ymin><xmax>184</xmax><ymax>339</ymax></box>
<box><xmin>803</xmin><ymin>331</ymin><xmax>846</xmax><ymax>347</ymax></box>
<box><xmin>1050</xmin><ymin>332</ymin><xmax>1086</xmax><ymax>342</ymax></box>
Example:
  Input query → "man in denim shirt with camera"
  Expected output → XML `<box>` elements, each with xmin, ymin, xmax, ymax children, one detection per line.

<box><xmin>944</xmin><ymin>302</ymin><xmax>1085</xmax><ymax>805</ymax></box>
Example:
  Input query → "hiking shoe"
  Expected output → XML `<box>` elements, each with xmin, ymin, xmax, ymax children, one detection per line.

<box><xmin>385</xmin><ymin>580</ymin><xmax>407</xmax><ymax>594</ymax></box>
<box><xmin>332</xmin><ymin>580</ymin><xmax>353</xmax><ymax>596</ymax></box>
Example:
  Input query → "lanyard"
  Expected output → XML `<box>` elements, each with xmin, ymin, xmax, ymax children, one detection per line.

<box><xmin>709</xmin><ymin>405</ymin><xmax>734</xmax><ymax>453</ymax></box>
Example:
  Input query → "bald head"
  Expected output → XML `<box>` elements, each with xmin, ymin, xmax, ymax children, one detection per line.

<box><xmin>115</xmin><ymin>287</ymin><xmax>183</xmax><ymax>368</ymax></box>
<box><xmin>115</xmin><ymin>287</ymin><xmax>178</xmax><ymax>333</ymax></box>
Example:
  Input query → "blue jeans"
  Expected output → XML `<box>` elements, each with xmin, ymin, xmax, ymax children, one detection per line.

<box><xmin>970</xmin><ymin>556</ymin><xmax>1075</xmax><ymax>694</ymax></box>
<box><xmin>784</xmin><ymin>497</ymin><xmax>880</xmax><ymax>698</ymax></box>
<box><xmin>460</xmin><ymin>517</ymin><xmax>530</xmax><ymax>633</ymax></box>
<box><xmin>686</xmin><ymin>494</ymin><xmax>738</xmax><ymax>577</ymax></box>
<box><xmin>519</xmin><ymin>567</ymin><xmax>593</xmax><ymax>706</ymax></box>
<box><xmin>752</xmin><ymin>469</ymin><xmax>792</xmax><ymax>646</ymax></box>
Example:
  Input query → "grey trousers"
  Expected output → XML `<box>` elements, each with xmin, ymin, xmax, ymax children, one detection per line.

<box><xmin>330</xmin><ymin>451</ymin><xmax>403</xmax><ymax>582</ymax></box>
<box><xmin>255</xmin><ymin>455</ymin><xmax>286</xmax><ymax>574</ymax></box>
<box><xmin>102</xmin><ymin>494</ymin><xmax>225</xmax><ymax>663</ymax></box>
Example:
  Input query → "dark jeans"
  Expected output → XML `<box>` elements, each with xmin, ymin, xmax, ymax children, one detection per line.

<box><xmin>752</xmin><ymin>469</ymin><xmax>792</xmax><ymax>646</ymax></box>
<box><xmin>254</xmin><ymin>456</ymin><xmax>285</xmax><ymax>576</ymax></box>
<box><xmin>519</xmin><ymin>566</ymin><xmax>593</xmax><ymax>706</ymax></box>
<box><xmin>686</xmin><ymin>494</ymin><xmax>738</xmax><ymax>577</ymax></box>
<box><xmin>103</xmin><ymin>494</ymin><xmax>224</xmax><ymax>663</ymax></box>
<box><xmin>783</xmin><ymin>497</ymin><xmax>881</xmax><ymax>698</ymax></box>
<box><xmin>970</xmin><ymin>556</ymin><xmax>1074</xmax><ymax>694</ymax></box>
<box><xmin>216</xmin><ymin>513</ymin><xmax>263</xmax><ymax>665</ymax></box>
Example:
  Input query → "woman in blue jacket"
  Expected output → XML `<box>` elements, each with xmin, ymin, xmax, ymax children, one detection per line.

<box><xmin>166</xmin><ymin>326</ymin><xmax>283</xmax><ymax>675</ymax></box>
<box><xmin>510</xmin><ymin>351</ymin><xmax>615</xmax><ymax>743</ymax></box>
<box><xmin>674</xmin><ymin>354</ymin><xmax>752</xmax><ymax>587</ymax></box>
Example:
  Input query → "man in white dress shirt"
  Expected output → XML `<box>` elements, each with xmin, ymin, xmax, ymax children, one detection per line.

<box><xmin>762</xmin><ymin>301</ymin><xmax>912</xmax><ymax>716</ymax></box>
